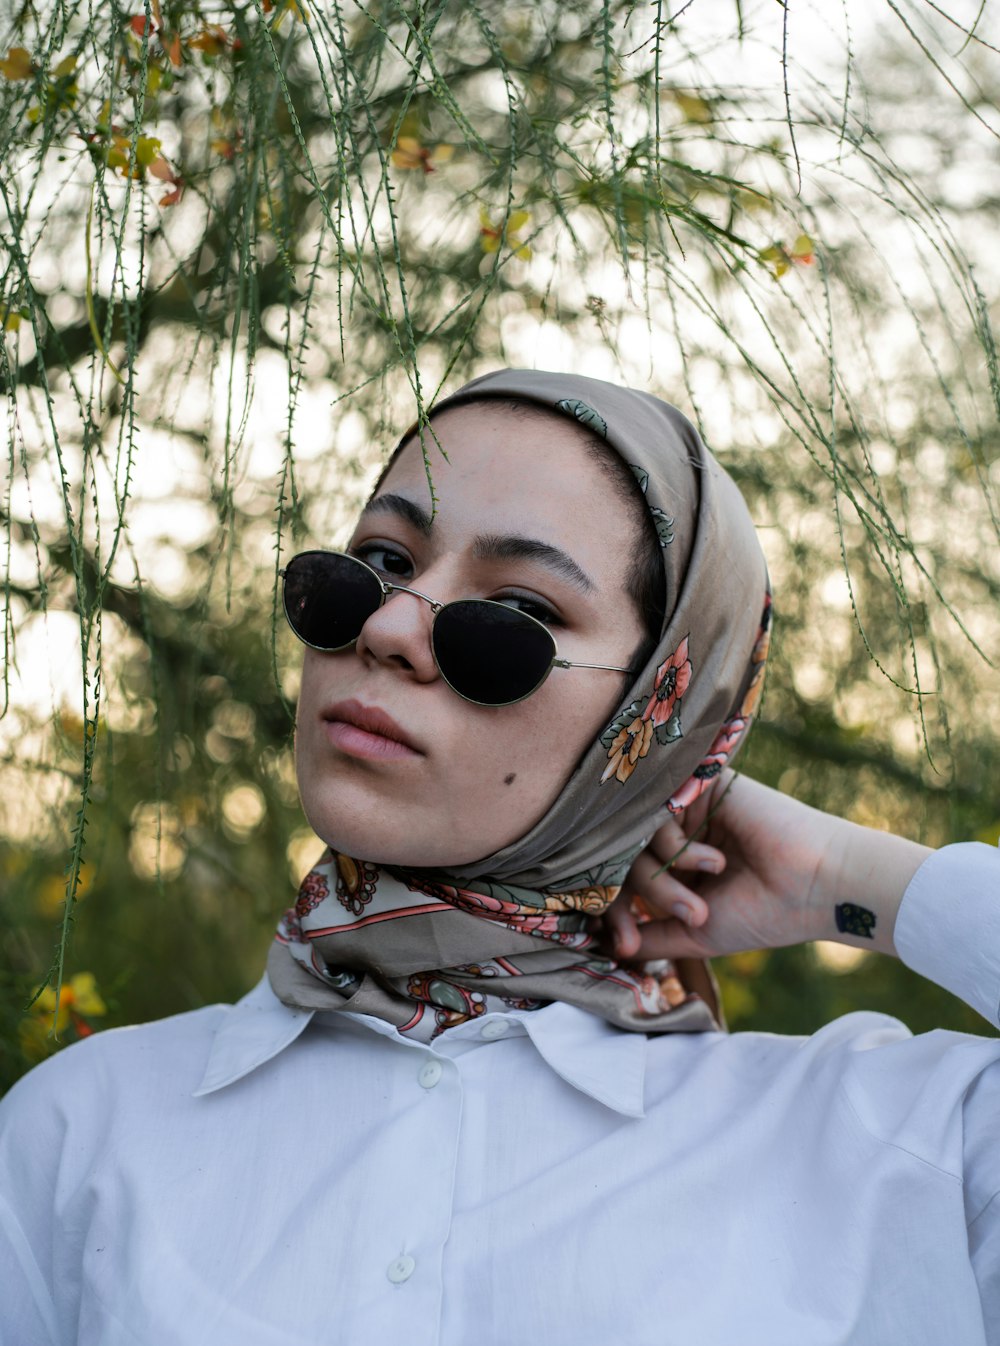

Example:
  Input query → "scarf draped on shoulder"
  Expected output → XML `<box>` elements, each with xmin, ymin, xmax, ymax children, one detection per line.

<box><xmin>268</xmin><ymin>369</ymin><xmax>771</xmax><ymax>1041</ymax></box>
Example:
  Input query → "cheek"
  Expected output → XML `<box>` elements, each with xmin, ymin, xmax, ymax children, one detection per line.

<box><xmin>467</xmin><ymin>671</ymin><xmax>620</xmax><ymax>800</ymax></box>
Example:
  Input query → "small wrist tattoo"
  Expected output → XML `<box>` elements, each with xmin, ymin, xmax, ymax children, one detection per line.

<box><xmin>834</xmin><ymin>903</ymin><xmax>876</xmax><ymax>939</ymax></box>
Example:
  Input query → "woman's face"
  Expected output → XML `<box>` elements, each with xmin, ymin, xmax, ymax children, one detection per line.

<box><xmin>294</xmin><ymin>403</ymin><xmax>646</xmax><ymax>867</ymax></box>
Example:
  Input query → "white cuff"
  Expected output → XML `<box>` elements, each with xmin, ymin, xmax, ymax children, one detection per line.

<box><xmin>894</xmin><ymin>841</ymin><xmax>1000</xmax><ymax>1028</ymax></box>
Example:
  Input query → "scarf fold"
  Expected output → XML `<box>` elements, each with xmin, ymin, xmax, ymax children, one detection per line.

<box><xmin>267</xmin><ymin>851</ymin><xmax>719</xmax><ymax>1041</ymax></box>
<box><xmin>268</xmin><ymin>369</ymin><xmax>771</xmax><ymax>1039</ymax></box>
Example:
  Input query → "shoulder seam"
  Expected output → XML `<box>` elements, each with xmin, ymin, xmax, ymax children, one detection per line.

<box><xmin>969</xmin><ymin>1186</ymin><xmax>1000</xmax><ymax>1231</ymax></box>
<box><xmin>839</xmin><ymin>1081</ymin><xmax>962</xmax><ymax>1185</ymax></box>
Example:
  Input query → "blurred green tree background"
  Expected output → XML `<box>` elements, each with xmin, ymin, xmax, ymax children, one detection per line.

<box><xmin>2</xmin><ymin>0</ymin><xmax>998</xmax><ymax>1092</ymax></box>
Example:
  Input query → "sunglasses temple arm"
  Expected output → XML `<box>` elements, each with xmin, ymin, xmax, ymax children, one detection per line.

<box><xmin>555</xmin><ymin>658</ymin><xmax>633</xmax><ymax>673</ymax></box>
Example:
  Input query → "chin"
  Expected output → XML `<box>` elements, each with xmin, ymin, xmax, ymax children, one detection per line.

<box><xmin>298</xmin><ymin>797</ymin><xmax>505</xmax><ymax>871</ymax></box>
<box><xmin>298</xmin><ymin>793</ymin><xmax>437</xmax><ymax>868</ymax></box>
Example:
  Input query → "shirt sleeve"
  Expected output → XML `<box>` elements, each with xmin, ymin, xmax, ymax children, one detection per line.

<box><xmin>894</xmin><ymin>841</ymin><xmax>1000</xmax><ymax>1030</ymax></box>
<box><xmin>0</xmin><ymin>1050</ymin><xmax>82</xmax><ymax>1346</ymax></box>
<box><xmin>894</xmin><ymin>840</ymin><xmax>1000</xmax><ymax>1342</ymax></box>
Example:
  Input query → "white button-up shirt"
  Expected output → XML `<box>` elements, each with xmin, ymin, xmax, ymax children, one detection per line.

<box><xmin>2</xmin><ymin>843</ymin><xmax>999</xmax><ymax>1345</ymax></box>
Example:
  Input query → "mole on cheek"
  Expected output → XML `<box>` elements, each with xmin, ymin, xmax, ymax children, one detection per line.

<box><xmin>503</xmin><ymin>773</ymin><xmax>516</xmax><ymax>786</ymax></box>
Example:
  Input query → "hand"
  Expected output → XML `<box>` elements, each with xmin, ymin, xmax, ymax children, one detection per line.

<box><xmin>602</xmin><ymin>770</ymin><xmax>931</xmax><ymax>964</ymax></box>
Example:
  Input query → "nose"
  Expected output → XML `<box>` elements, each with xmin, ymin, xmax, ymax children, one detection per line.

<box><xmin>354</xmin><ymin>582</ymin><xmax>441</xmax><ymax>685</ymax></box>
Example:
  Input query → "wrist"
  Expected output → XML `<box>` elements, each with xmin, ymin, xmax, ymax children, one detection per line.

<box><xmin>816</xmin><ymin>819</ymin><xmax>932</xmax><ymax>958</ymax></box>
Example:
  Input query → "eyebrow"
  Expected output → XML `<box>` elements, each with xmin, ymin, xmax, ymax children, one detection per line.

<box><xmin>363</xmin><ymin>493</ymin><xmax>433</xmax><ymax>535</ymax></box>
<box><xmin>472</xmin><ymin>533</ymin><xmax>595</xmax><ymax>593</ymax></box>
<box><xmin>360</xmin><ymin>493</ymin><xmax>596</xmax><ymax>593</ymax></box>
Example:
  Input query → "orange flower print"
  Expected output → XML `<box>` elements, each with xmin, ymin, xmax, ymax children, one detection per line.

<box><xmin>601</xmin><ymin>714</ymin><xmax>654</xmax><ymax>784</ymax></box>
<box><xmin>542</xmin><ymin>885</ymin><xmax>618</xmax><ymax>915</ymax></box>
<box><xmin>642</xmin><ymin>636</ymin><xmax>692</xmax><ymax>734</ymax></box>
<box><xmin>667</xmin><ymin>715</ymin><xmax>748</xmax><ymax>814</ymax></box>
<box><xmin>598</xmin><ymin>641</ymin><xmax>690</xmax><ymax>787</ymax></box>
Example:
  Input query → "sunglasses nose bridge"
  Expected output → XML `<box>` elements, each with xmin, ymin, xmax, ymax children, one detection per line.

<box><xmin>382</xmin><ymin>581</ymin><xmax>443</xmax><ymax>615</ymax></box>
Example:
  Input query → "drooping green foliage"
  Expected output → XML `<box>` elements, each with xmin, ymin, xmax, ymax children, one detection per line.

<box><xmin>2</xmin><ymin>0</ymin><xmax>999</xmax><ymax>1091</ymax></box>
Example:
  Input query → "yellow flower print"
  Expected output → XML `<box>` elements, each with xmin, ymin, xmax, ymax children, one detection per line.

<box><xmin>600</xmin><ymin>715</ymin><xmax>654</xmax><ymax>785</ymax></box>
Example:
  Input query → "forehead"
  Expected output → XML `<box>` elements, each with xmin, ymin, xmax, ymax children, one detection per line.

<box><xmin>373</xmin><ymin>403</ymin><xmax>632</xmax><ymax>553</ymax></box>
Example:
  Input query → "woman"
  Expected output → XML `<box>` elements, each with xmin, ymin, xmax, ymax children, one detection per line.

<box><xmin>2</xmin><ymin>369</ymin><xmax>998</xmax><ymax>1345</ymax></box>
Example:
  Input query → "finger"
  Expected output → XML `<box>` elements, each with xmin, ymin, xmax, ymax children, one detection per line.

<box><xmin>632</xmin><ymin>918</ymin><xmax>713</xmax><ymax>962</ymax></box>
<box><xmin>646</xmin><ymin>820</ymin><xmax>724</xmax><ymax>876</ymax></box>
<box><xmin>603</xmin><ymin>898</ymin><xmax>643</xmax><ymax>959</ymax></box>
<box><xmin>645</xmin><ymin>817</ymin><xmax>688</xmax><ymax>867</ymax></box>
<box><xmin>628</xmin><ymin>850</ymin><xmax>711</xmax><ymax>927</ymax></box>
<box><xmin>657</xmin><ymin>840</ymin><xmax>726</xmax><ymax>876</ymax></box>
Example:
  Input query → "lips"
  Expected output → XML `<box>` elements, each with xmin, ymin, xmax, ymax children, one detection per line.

<box><xmin>323</xmin><ymin>699</ymin><xmax>422</xmax><ymax>755</ymax></box>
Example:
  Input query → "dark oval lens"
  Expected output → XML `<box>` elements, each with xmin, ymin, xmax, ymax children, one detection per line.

<box><xmin>282</xmin><ymin>552</ymin><xmax>383</xmax><ymax>650</ymax></box>
<box><xmin>433</xmin><ymin>601</ymin><xmax>555</xmax><ymax>705</ymax></box>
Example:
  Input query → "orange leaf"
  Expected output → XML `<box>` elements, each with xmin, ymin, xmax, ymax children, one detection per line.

<box><xmin>188</xmin><ymin>25</ymin><xmax>229</xmax><ymax>55</ymax></box>
<box><xmin>127</xmin><ymin>14</ymin><xmax>157</xmax><ymax>38</ymax></box>
<box><xmin>147</xmin><ymin>154</ymin><xmax>173</xmax><ymax>182</ymax></box>
<box><xmin>164</xmin><ymin>32</ymin><xmax>182</xmax><ymax>67</ymax></box>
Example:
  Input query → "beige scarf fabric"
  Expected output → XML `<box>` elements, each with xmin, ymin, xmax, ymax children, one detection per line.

<box><xmin>268</xmin><ymin>370</ymin><xmax>771</xmax><ymax>1040</ymax></box>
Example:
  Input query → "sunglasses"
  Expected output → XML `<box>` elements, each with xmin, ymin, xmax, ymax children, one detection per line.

<box><xmin>280</xmin><ymin>550</ymin><xmax>632</xmax><ymax>707</ymax></box>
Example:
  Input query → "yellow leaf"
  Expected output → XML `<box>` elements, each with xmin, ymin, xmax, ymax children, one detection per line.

<box><xmin>69</xmin><ymin>972</ymin><xmax>107</xmax><ymax>1018</ymax></box>
<box><xmin>479</xmin><ymin>206</ymin><xmax>530</xmax><ymax>256</ymax></box>
<box><xmin>273</xmin><ymin>0</ymin><xmax>309</xmax><ymax>25</ymax></box>
<box><xmin>758</xmin><ymin>243</ymin><xmax>789</xmax><ymax>278</ymax></box>
<box><xmin>53</xmin><ymin>54</ymin><xmax>77</xmax><ymax>78</ymax></box>
<box><xmin>134</xmin><ymin>135</ymin><xmax>162</xmax><ymax>169</ymax></box>
<box><xmin>672</xmin><ymin>90</ymin><xmax>713</xmax><ymax>124</ymax></box>
<box><xmin>791</xmin><ymin>233</ymin><xmax>816</xmax><ymax>263</ymax></box>
<box><xmin>0</xmin><ymin>46</ymin><xmax>33</xmax><ymax>81</ymax></box>
<box><xmin>390</xmin><ymin>136</ymin><xmax>426</xmax><ymax>170</ymax></box>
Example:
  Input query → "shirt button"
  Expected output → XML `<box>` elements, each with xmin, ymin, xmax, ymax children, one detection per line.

<box><xmin>480</xmin><ymin>1018</ymin><xmax>510</xmax><ymax>1040</ymax></box>
<box><xmin>417</xmin><ymin>1059</ymin><xmax>443</xmax><ymax>1089</ymax></box>
<box><xmin>387</xmin><ymin>1255</ymin><xmax>416</xmax><ymax>1284</ymax></box>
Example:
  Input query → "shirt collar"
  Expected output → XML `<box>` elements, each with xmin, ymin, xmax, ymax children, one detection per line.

<box><xmin>195</xmin><ymin>976</ymin><xmax>648</xmax><ymax>1117</ymax></box>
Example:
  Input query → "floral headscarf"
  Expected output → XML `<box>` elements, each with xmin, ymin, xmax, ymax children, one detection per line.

<box><xmin>268</xmin><ymin>369</ymin><xmax>771</xmax><ymax>1041</ymax></box>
